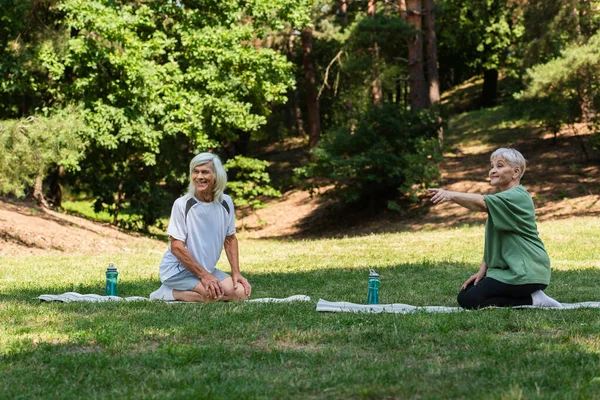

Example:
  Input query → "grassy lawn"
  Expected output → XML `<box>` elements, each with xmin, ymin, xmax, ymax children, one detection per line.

<box><xmin>1</xmin><ymin>217</ymin><xmax>600</xmax><ymax>399</ymax></box>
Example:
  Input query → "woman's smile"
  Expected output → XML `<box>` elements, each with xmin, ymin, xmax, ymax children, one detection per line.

<box><xmin>489</xmin><ymin>157</ymin><xmax>520</xmax><ymax>191</ymax></box>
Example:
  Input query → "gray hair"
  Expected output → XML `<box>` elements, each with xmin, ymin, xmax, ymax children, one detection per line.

<box><xmin>490</xmin><ymin>148</ymin><xmax>527</xmax><ymax>179</ymax></box>
<box><xmin>187</xmin><ymin>153</ymin><xmax>227</xmax><ymax>203</ymax></box>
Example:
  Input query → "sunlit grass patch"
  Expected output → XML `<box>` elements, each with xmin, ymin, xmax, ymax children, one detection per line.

<box><xmin>1</xmin><ymin>217</ymin><xmax>599</xmax><ymax>399</ymax></box>
<box><xmin>61</xmin><ymin>200</ymin><xmax>169</xmax><ymax>238</ymax></box>
<box><xmin>61</xmin><ymin>200</ymin><xmax>113</xmax><ymax>223</ymax></box>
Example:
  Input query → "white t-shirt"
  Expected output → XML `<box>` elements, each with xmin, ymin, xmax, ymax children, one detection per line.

<box><xmin>159</xmin><ymin>194</ymin><xmax>236</xmax><ymax>282</ymax></box>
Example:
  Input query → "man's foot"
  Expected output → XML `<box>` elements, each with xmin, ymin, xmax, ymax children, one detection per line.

<box><xmin>531</xmin><ymin>290</ymin><xmax>561</xmax><ymax>307</ymax></box>
<box><xmin>150</xmin><ymin>284</ymin><xmax>175</xmax><ymax>301</ymax></box>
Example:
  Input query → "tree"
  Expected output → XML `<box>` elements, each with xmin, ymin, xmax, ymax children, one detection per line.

<box><xmin>0</xmin><ymin>0</ymin><xmax>64</xmax><ymax>118</ymax></box>
<box><xmin>295</xmin><ymin>104</ymin><xmax>441</xmax><ymax>208</ymax></box>
<box><xmin>436</xmin><ymin>0</ymin><xmax>521</xmax><ymax>106</ymax></box>
<box><xmin>224</xmin><ymin>155</ymin><xmax>282</xmax><ymax>222</ymax></box>
<box><xmin>519</xmin><ymin>31</ymin><xmax>600</xmax><ymax>160</ymax></box>
<box><xmin>406</xmin><ymin>0</ymin><xmax>429</xmax><ymax>110</ymax></box>
<box><xmin>302</xmin><ymin>26</ymin><xmax>321</xmax><ymax>148</ymax></box>
<box><xmin>519</xmin><ymin>0</ymin><xmax>600</xmax><ymax>70</ymax></box>
<box><xmin>423</xmin><ymin>0</ymin><xmax>443</xmax><ymax>146</ymax></box>
<box><xmin>0</xmin><ymin>109</ymin><xmax>85</xmax><ymax>206</ymax></box>
<box><xmin>0</xmin><ymin>0</ymin><xmax>311</xmax><ymax>228</ymax></box>
<box><xmin>368</xmin><ymin>0</ymin><xmax>383</xmax><ymax>105</ymax></box>
<box><xmin>423</xmin><ymin>0</ymin><xmax>440</xmax><ymax>106</ymax></box>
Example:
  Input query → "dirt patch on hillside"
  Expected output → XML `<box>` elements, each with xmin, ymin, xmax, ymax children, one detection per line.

<box><xmin>0</xmin><ymin>200</ymin><xmax>164</xmax><ymax>256</ymax></box>
<box><xmin>241</xmin><ymin>126</ymin><xmax>599</xmax><ymax>238</ymax></box>
<box><xmin>1</xmin><ymin>124</ymin><xmax>598</xmax><ymax>253</ymax></box>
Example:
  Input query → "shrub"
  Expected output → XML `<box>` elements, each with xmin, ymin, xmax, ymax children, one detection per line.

<box><xmin>0</xmin><ymin>110</ymin><xmax>85</xmax><ymax>199</ymax></box>
<box><xmin>517</xmin><ymin>31</ymin><xmax>600</xmax><ymax>159</ymax></box>
<box><xmin>224</xmin><ymin>155</ymin><xmax>282</xmax><ymax>214</ymax></box>
<box><xmin>295</xmin><ymin>104</ymin><xmax>441</xmax><ymax>209</ymax></box>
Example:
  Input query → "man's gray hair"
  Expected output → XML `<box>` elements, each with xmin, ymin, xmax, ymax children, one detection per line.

<box><xmin>187</xmin><ymin>153</ymin><xmax>227</xmax><ymax>202</ymax></box>
<box><xmin>491</xmin><ymin>148</ymin><xmax>527</xmax><ymax>179</ymax></box>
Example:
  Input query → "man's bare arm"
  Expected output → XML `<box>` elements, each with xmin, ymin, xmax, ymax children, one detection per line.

<box><xmin>224</xmin><ymin>234</ymin><xmax>240</xmax><ymax>275</ymax></box>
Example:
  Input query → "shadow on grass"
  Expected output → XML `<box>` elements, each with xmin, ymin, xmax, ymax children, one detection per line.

<box><xmin>2</xmin><ymin>265</ymin><xmax>600</xmax><ymax>399</ymax></box>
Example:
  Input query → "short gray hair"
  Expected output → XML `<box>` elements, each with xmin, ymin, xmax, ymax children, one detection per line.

<box><xmin>490</xmin><ymin>148</ymin><xmax>527</xmax><ymax>179</ymax></box>
<box><xmin>187</xmin><ymin>153</ymin><xmax>227</xmax><ymax>203</ymax></box>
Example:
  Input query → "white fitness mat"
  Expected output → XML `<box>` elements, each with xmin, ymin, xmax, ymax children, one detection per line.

<box><xmin>37</xmin><ymin>292</ymin><xmax>311</xmax><ymax>303</ymax></box>
<box><xmin>316</xmin><ymin>299</ymin><xmax>600</xmax><ymax>313</ymax></box>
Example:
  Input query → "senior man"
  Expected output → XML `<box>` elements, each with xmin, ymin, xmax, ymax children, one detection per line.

<box><xmin>150</xmin><ymin>153</ymin><xmax>251</xmax><ymax>302</ymax></box>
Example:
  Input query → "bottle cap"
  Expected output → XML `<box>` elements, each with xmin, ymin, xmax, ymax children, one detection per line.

<box><xmin>107</xmin><ymin>263</ymin><xmax>117</xmax><ymax>272</ymax></box>
<box><xmin>369</xmin><ymin>269</ymin><xmax>379</xmax><ymax>278</ymax></box>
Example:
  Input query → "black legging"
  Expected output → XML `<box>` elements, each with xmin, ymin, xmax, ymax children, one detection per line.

<box><xmin>457</xmin><ymin>277</ymin><xmax>547</xmax><ymax>309</ymax></box>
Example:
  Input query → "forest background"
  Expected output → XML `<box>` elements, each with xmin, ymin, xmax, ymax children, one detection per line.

<box><xmin>0</xmin><ymin>0</ymin><xmax>599</xmax><ymax>233</ymax></box>
<box><xmin>1</xmin><ymin>3</ymin><xmax>600</xmax><ymax>398</ymax></box>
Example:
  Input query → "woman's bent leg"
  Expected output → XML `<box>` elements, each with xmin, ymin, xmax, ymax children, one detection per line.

<box><xmin>457</xmin><ymin>277</ymin><xmax>546</xmax><ymax>309</ymax></box>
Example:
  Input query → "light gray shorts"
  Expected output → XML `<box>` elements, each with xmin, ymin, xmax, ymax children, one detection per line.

<box><xmin>162</xmin><ymin>268</ymin><xmax>230</xmax><ymax>291</ymax></box>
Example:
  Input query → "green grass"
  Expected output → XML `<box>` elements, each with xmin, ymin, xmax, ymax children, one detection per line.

<box><xmin>61</xmin><ymin>200</ymin><xmax>114</xmax><ymax>224</ymax></box>
<box><xmin>1</xmin><ymin>218</ymin><xmax>600</xmax><ymax>399</ymax></box>
<box><xmin>445</xmin><ymin>104</ymin><xmax>543</xmax><ymax>151</ymax></box>
<box><xmin>61</xmin><ymin>199</ymin><xmax>169</xmax><ymax>239</ymax></box>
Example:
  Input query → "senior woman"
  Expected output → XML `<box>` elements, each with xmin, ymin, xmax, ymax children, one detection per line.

<box><xmin>428</xmin><ymin>148</ymin><xmax>561</xmax><ymax>309</ymax></box>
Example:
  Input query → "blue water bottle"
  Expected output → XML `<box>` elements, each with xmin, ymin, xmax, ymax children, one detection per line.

<box><xmin>105</xmin><ymin>263</ymin><xmax>118</xmax><ymax>296</ymax></box>
<box><xmin>367</xmin><ymin>269</ymin><xmax>380</xmax><ymax>304</ymax></box>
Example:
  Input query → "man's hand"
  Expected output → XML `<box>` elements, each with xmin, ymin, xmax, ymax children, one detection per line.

<box><xmin>232</xmin><ymin>273</ymin><xmax>252</xmax><ymax>296</ymax></box>
<box><xmin>202</xmin><ymin>274</ymin><xmax>224</xmax><ymax>299</ymax></box>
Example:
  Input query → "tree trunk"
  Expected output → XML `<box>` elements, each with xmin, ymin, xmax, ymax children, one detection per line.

<box><xmin>398</xmin><ymin>0</ymin><xmax>408</xmax><ymax>109</ymax></box>
<box><xmin>406</xmin><ymin>0</ymin><xmax>429</xmax><ymax>110</ymax></box>
<box><xmin>579</xmin><ymin>70</ymin><xmax>595</xmax><ymax>123</ymax></box>
<box><xmin>287</xmin><ymin>90</ymin><xmax>305</xmax><ymax>136</ymax></box>
<box><xmin>113</xmin><ymin>180</ymin><xmax>124</xmax><ymax>225</ymax></box>
<box><xmin>423</xmin><ymin>0</ymin><xmax>443</xmax><ymax>147</ymax></box>
<box><xmin>480</xmin><ymin>68</ymin><xmax>498</xmax><ymax>108</ymax></box>
<box><xmin>398</xmin><ymin>0</ymin><xmax>407</xmax><ymax>20</ymax></box>
<box><xmin>301</xmin><ymin>27</ymin><xmax>321</xmax><ymax>149</ymax></box>
<box><xmin>48</xmin><ymin>165</ymin><xmax>65</xmax><ymax>208</ymax></box>
<box><xmin>573</xmin><ymin>5</ymin><xmax>595</xmax><ymax>123</ymax></box>
<box><xmin>33</xmin><ymin>170</ymin><xmax>49</xmax><ymax>209</ymax></box>
<box><xmin>287</xmin><ymin>30</ymin><xmax>305</xmax><ymax>136</ymax></box>
<box><xmin>369</xmin><ymin>0</ymin><xmax>383</xmax><ymax>105</ymax></box>
<box><xmin>423</xmin><ymin>0</ymin><xmax>440</xmax><ymax>105</ymax></box>
<box><xmin>338</xmin><ymin>0</ymin><xmax>348</xmax><ymax>25</ymax></box>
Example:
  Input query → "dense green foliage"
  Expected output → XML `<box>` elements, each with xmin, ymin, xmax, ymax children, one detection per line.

<box><xmin>518</xmin><ymin>30</ymin><xmax>600</xmax><ymax>158</ymax></box>
<box><xmin>2</xmin><ymin>218</ymin><xmax>599</xmax><ymax>398</ymax></box>
<box><xmin>0</xmin><ymin>0</ymin><xmax>310</xmax><ymax>227</ymax></box>
<box><xmin>0</xmin><ymin>110</ymin><xmax>84</xmax><ymax>197</ymax></box>
<box><xmin>296</xmin><ymin>105</ymin><xmax>441</xmax><ymax>207</ymax></box>
<box><xmin>298</xmin><ymin>2</ymin><xmax>413</xmax><ymax>129</ymax></box>
<box><xmin>437</xmin><ymin>0</ymin><xmax>522</xmax><ymax>87</ymax></box>
<box><xmin>224</xmin><ymin>155</ymin><xmax>282</xmax><ymax>213</ymax></box>
<box><xmin>1</xmin><ymin>0</ymin><xmax>599</xmax><ymax>226</ymax></box>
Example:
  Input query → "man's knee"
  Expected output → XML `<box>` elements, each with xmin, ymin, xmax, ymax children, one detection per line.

<box><xmin>231</xmin><ymin>285</ymin><xmax>248</xmax><ymax>301</ymax></box>
<box><xmin>221</xmin><ymin>278</ymin><xmax>248</xmax><ymax>301</ymax></box>
<box><xmin>224</xmin><ymin>282</ymin><xmax>248</xmax><ymax>301</ymax></box>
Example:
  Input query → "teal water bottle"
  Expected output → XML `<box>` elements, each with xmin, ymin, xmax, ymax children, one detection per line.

<box><xmin>367</xmin><ymin>269</ymin><xmax>380</xmax><ymax>304</ymax></box>
<box><xmin>105</xmin><ymin>263</ymin><xmax>118</xmax><ymax>296</ymax></box>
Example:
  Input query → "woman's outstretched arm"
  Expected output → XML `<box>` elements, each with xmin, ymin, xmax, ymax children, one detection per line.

<box><xmin>428</xmin><ymin>188</ymin><xmax>487</xmax><ymax>212</ymax></box>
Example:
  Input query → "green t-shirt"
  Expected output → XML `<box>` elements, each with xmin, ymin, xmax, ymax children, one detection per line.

<box><xmin>483</xmin><ymin>185</ymin><xmax>550</xmax><ymax>285</ymax></box>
